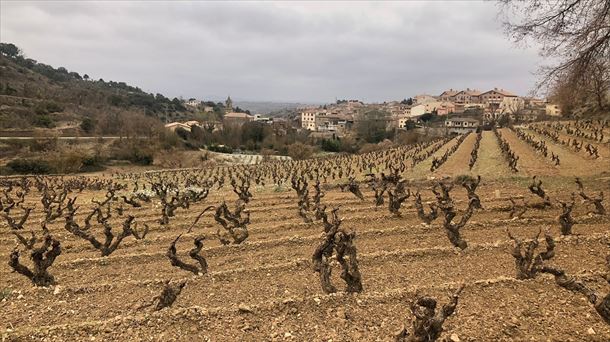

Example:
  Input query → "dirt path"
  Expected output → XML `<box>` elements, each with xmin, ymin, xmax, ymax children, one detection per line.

<box><xmin>410</xmin><ymin>137</ymin><xmax>459</xmax><ymax>178</ymax></box>
<box><xmin>434</xmin><ymin>132</ymin><xmax>476</xmax><ymax>177</ymax></box>
<box><xmin>523</xmin><ymin>128</ymin><xmax>607</xmax><ymax>176</ymax></box>
<box><xmin>499</xmin><ymin>128</ymin><xmax>559</xmax><ymax>177</ymax></box>
<box><xmin>551</xmin><ymin>129</ymin><xmax>610</xmax><ymax>159</ymax></box>
<box><xmin>470</xmin><ymin>131</ymin><xmax>512</xmax><ymax>178</ymax></box>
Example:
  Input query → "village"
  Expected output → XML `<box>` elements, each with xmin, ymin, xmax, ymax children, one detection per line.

<box><xmin>164</xmin><ymin>88</ymin><xmax>563</xmax><ymax>141</ymax></box>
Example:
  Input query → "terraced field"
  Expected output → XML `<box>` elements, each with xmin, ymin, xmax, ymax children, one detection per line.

<box><xmin>1</xmin><ymin>121</ymin><xmax>609</xmax><ymax>341</ymax></box>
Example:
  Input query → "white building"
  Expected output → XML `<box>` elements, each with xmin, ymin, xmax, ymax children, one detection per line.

<box><xmin>398</xmin><ymin>116</ymin><xmax>416</xmax><ymax>129</ymax></box>
<box><xmin>185</xmin><ymin>99</ymin><xmax>200</xmax><ymax>107</ymax></box>
<box><xmin>545</xmin><ymin>103</ymin><xmax>562</xmax><ymax>116</ymax></box>
<box><xmin>300</xmin><ymin>110</ymin><xmax>320</xmax><ymax>130</ymax></box>
<box><xmin>410</xmin><ymin>104</ymin><xmax>428</xmax><ymax>117</ymax></box>
<box><xmin>480</xmin><ymin>88</ymin><xmax>518</xmax><ymax>106</ymax></box>
<box><xmin>445</xmin><ymin>117</ymin><xmax>479</xmax><ymax>134</ymax></box>
<box><xmin>254</xmin><ymin>114</ymin><xmax>273</xmax><ymax>124</ymax></box>
<box><xmin>499</xmin><ymin>97</ymin><xmax>525</xmax><ymax>115</ymax></box>
<box><xmin>409</xmin><ymin>102</ymin><xmax>449</xmax><ymax>117</ymax></box>
<box><xmin>165</xmin><ymin>122</ymin><xmax>193</xmax><ymax>132</ymax></box>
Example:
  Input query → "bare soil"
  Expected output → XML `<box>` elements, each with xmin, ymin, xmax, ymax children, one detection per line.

<box><xmin>1</xmin><ymin>124</ymin><xmax>610</xmax><ymax>341</ymax></box>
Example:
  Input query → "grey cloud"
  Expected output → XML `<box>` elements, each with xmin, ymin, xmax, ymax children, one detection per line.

<box><xmin>0</xmin><ymin>1</ymin><xmax>542</xmax><ymax>103</ymax></box>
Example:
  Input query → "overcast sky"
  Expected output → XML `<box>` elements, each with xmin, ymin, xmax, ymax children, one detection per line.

<box><xmin>1</xmin><ymin>1</ymin><xmax>543</xmax><ymax>103</ymax></box>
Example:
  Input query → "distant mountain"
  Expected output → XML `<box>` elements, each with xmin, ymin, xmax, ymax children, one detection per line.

<box><xmin>234</xmin><ymin>101</ymin><xmax>324</xmax><ymax>116</ymax></box>
<box><xmin>0</xmin><ymin>42</ymin><xmax>195</xmax><ymax>133</ymax></box>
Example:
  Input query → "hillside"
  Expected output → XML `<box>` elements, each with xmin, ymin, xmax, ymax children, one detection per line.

<box><xmin>0</xmin><ymin>43</ymin><xmax>196</xmax><ymax>135</ymax></box>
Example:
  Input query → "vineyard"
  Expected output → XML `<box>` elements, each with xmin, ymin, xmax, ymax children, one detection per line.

<box><xmin>1</xmin><ymin>120</ymin><xmax>609</xmax><ymax>341</ymax></box>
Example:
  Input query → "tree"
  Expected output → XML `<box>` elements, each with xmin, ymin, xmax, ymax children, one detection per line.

<box><xmin>585</xmin><ymin>59</ymin><xmax>610</xmax><ymax>111</ymax></box>
<box><xmin>190</xmin><ymin>125</ymin><xmax>206</xmax><ymax>142</ymax></box>
<box><xmin>419</xmin><ymin>113</ymin><xmax>436</xmax><ymax>123</ymax></box>
<box><xmin>320</xmin><ymin>138</ymin><xmax>341</xmax><ymax>152</ymax></box>
<box><xmin>287</xmin><ymin>142</ymin><xmax>314</xmax><ymax>160</ymax></box>
<box><xmin>500</xmin><ymin>0</ymin><xmax>610</xmax><ymax>111</ymax></box>
<box><xmin>80</xmin><ymin>117</ymin><xmax>96</xmax><ymax>134</ymax></box>
<box><xmin>175</xmin><ymin>127</ymin><xmax>190</xmax><ymax>141</ymax></box>
<box><xmin>241</xmin><ymin>121</ymin><xmax>269</xmax><ymax>148</ymax></box>
<box><xmin>356</xmin><ymin>110</ymin><xmax>389</xmax><ymax>143</ymax></box>
<box><xmin>401</xmin><ymin>98</ymin><xmax>413</xmax><ymax>106</ymax></box>
<box><xmin>404</xmin><ymin>119</ymin><xmax>417</xmax><ymax>130</ymax></box>
<box><xmin>33</xmin><ymin>115</ymin><xmax>55</xmax><ymax>128</ymax></box>
<box><xmin>0</xmin><ymin>43</ymin><xmax>21</xmax><ymax>58</ymax></box>
<box><xmin>496</xmin><ymin>114</ymin><xmax>512</xmax><ymax>127</ymax></box>
<box><xmin>69</xmin><ymin>71</ymin><xmax>82</xmax><ymax>80</ymax></box>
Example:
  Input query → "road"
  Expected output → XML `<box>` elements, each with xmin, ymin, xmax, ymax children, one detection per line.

<box><xmin>0</xmin><ymin>136</ymin><xmax>142</xmax><ymax>140</ymax></box>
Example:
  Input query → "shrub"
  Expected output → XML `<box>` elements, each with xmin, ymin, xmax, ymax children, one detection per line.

<box><xmin>7</xmin><ymin>158</ymin><xmax>53</xmax><ymax>174</ymax></box>
<box><xmin>287</xmin><ymin>142</ymin><xmax>314</xmax><ymax>160</ymax></box>
<box><xmin>159</xmin><ymin>130</ymin><xmax>180</xmax><ymax>150</ymax></box>
<box><xmin>80</xmin><ymin>155</ymin><xmax>106</xmax><ymax>172</ymax></box>
<box><xmin>109</xmin><ymin>140</ymin><xmax>155</xmax><ymax>165</ymax></box>
<box><xmin>46</xmin><ymin>148</ymin><xmax>89</xmax><ymax>174</ymax></box>
<box><xmin>80</xmin><ymin>117</ymin><xmax>96</xmax><ymax>134</ymax></box>
<box><xmin>33</xmin><ymin>115</ymin><xmax>55</xmax><ymax>128</ymax></box>
<box><xmin>34</xmin><ymin>103</ymin><xmax>49</xmax><ymax>115</ymax></box>
<box><xmin>44</xmin><ymin>101</ymin><xmax>64</xmax><ymax>113</ymax></box>
<box><xmin>27</xmin><ymin>138</ymin><xmax>58</xmax><ymax>152</ymax></box>
<box><xmin>0</xmin><ymin>166</ymin><xmax>13</xmax><ymax>176</ymax></box>
<box><xmin>131</xmin><ymin>147</ymin><xmax>154</xmax><ymax>165</ymax></box>
<box><xmin>395</xmin><ymin>131</ymin><xmax>422</xmax><ymax>145</ymax></box>
<box><xmin>260</xmin><ymin>148</ymin><xmax>274</xmax><ymax>162</ymax></box>
<box><xmin>0</xmin><ymin>288</ymin><xmax>12</xmax><ymax>301</ymax></box>
<box><xmin>208</xmin><ymin>144</ymin><xmax>233</xmax><ymax>154</ymax></box>
<box><xmin>175</xmin><ymin>127</ymin><xmax>190</xmax><ymax>140</ymax></box>
<box><xmin>320</xmin><ymin>139</ymin><xmax>341</xmax><ymax>152</ymax></box>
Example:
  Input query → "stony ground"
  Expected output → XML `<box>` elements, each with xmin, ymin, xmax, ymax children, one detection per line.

<box><xmin>1</xmin><ymin>125</ymin><xmax>609</xmax><ymax>341</ymax></box>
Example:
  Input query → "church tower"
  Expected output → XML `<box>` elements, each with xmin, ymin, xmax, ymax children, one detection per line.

<box><xmin>225</xmin><ymin>95</ymin><xmax>233</xmax><ymax>112</ymax></box>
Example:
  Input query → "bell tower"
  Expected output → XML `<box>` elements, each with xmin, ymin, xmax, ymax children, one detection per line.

<box><xmin>225</xmin><ymin>95</ymin><xmax>233</xmax><ymax>112</ymax></box>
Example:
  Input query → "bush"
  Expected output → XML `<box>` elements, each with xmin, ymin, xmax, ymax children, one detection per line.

<box><xmin>0</xmin><ymin>166</ymin><xmax>14</xmax><ymax>176</ymax></box>
<box><xmin>27</xmin><ymin>138</ymin><xmax>58</xmax><ymax>152</ymax></box>
<box><xmin>33</xmin><ymin>101</ymin><xmax>64</xmax><ymax>115</ymax></box>
<box><xmin>395</xmin><ymin>131</ymin><xmax>423</xmax><ymax>145</ymax></box>
<box><xmin>80</xmin><ymin>117</ymin><xmax>96</xmax><ymax>134</ymax></box>
<box><xmin>44</xmin><ymin>101</ymin><xmax>64</xmax><ymax>113</ymax></box>
<box><xmin>159</xmin><ymin>130</ymin><xmax>180</xmax><ymax>150</ymax></box>
<box><xmin>175</xmin><ymin>127</ymin><xmax>190</xmax><ymax>140</ymax></box>
<box><xmin>33</xmin><ymin>115</ymin><xmax>55</xmax><ymax>128</ymax></box>
<box><xmin>319</xmin><ymin>138</ymin><xmax>358</xmax><ymax>153</ymax></box>
<box><xmin>34</xmin><ymin>103</ymin><xmax>48</xmax><ymax>115</ymax></box>
<box><xmin>109</xmin><ymin>140</ymin><xmax>155</xmax><ymax>165</ymax></box>
<box><xmin>78</xmin><ymin>153</ymin><xmax>105</xmax><ymax>172</ymax></box>
<box><xmin>208</xmin><ymin>144</ymin><xmax>233</xmax><ymax>154</ymax></box>
<box><xmin>320</xmin><ymin>139</ymin><xmax>341</xmax><ymax>152</ymax></box>
<box><xmin>46</xmin><ymin>149</ymin><xmax>86</xmax><ymax>174</ymax></box>
<box><xmin>260</xmin><ymin>148</ymin><xmax>274</xmax><ymax>162</ymax></box>
<box><xmin>7</xmin><ymin>159</ymin><xmax>52</xmax><ymax>174</ymax></box>
<box><xmin>287</xmin><ymin>142</ymin><xmax>314</xmax><ymax>160</ymax></box>
<box><xmin>131</xmin><ymin>148</ymin><xmax>154</xmax><ymax>165</ymax></box>
<box><xmin>403</xmin><ymin>119</ymin><xmax>417</xmax><ymax>130</ymax></box>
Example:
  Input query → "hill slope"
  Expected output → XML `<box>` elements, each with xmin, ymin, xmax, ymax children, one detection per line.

<box><xmin>0</xmin><ymin>43</ymin><xmax>195</xmax><ymax>134</ymax></box>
